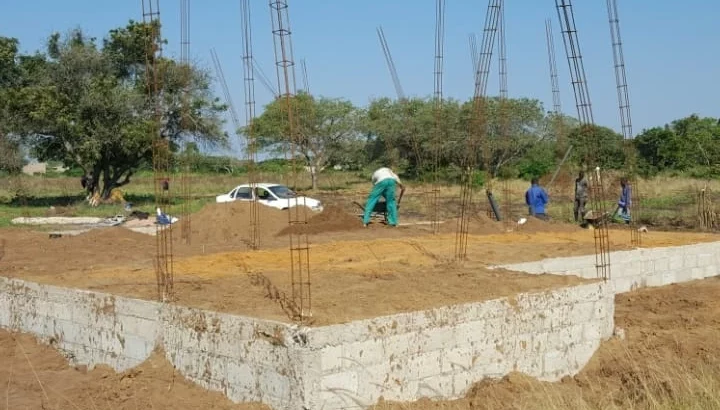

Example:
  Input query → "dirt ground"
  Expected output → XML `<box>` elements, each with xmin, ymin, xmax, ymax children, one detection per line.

<box><xmin>0</xmin><ymin>329</ymin><xmax>268</xmax><ymax>410</ymax></box>
<box><xmin>373</xmin><ymin>277</ymin><xmax>720</xmax><ymax>410</ymax></box>
<box><xmin>2</xmin><ymin>278</ymin><xmax>719</xmax><ymax>409</ymax></box>
<box><xmin>1</xmin><ymin>202</ymin><xmax>718</xmax><ymax>324</ymax></box>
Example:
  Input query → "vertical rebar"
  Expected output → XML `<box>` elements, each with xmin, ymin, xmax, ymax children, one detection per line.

<box><xmin>497</xmin><ymin>0</ymin><xmax>512</xmax><ymax>230</ymax></box>
<box><xmin>241</xmin><ymin>0</ymin><xmax>260</xmax><ymax>250</ymax></box>
<box><xmin>455</xmin><ymin>0</ymin><xmax>501</xmax><ymax>261</ymax></box>
<box><xmin>430</xmin><ymin>0</ymin><xmax>446</xmax><ymax>234</ymax></box>
<box><xmin>606</xmin><ymin>0</ymin><xmax>641</xmax><ymax>246</ymax></box>
<box><xmin>179</xmin><ymin>0</ymin><xmax>192</xmax><ymax>245</ymax></box>
<box><xmin>142</xmin><ymin>0</ymin><xmax>174</xmax><ymax>301</ymax></box>
<box><xmin>555</xmin><ymin>0</ymin><xmax>611</xmax><ymax>281</ymax></box>
<box><xmin>269</xmin><ymin>0</ymin><xmax>311</xmax><ymax>322</ymax></box>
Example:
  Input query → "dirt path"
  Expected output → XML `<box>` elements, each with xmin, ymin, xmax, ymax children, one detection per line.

<box><xmin>0</xmin><ymin>330</ymin><xmax>268</xmax><ymax>410</ymax></box>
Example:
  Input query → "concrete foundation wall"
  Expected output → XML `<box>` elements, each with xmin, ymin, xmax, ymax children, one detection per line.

<box><xmin>0</xmin><ymin>277</ymin><xmax>303</xmax><ymax>410</ymax></box>
<box><xmin>0</xmin><ymin>276</ymin><xmax>614</xmax><ymax>410</ymax></box>
<box><xmin>497</xmin><ymin>241</ymin><xmax>720</xmax><ymax>293</ymax></box>
<box><xmin>302</xmin><ymin>282</ymin><xmax>614</xmax><ymax>410</ymax></box>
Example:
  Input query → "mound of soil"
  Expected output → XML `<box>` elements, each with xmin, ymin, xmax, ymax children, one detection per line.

<box><xmin>0</xmin><ymin>329</ymin><xmax>268</xmax><ymax>409</ymax></box>
<box><xmin>516</xmin><ymin>216</ymin><xmax>582</xmax><ymax>233</ymax></box>
<box><xmin>278</xmin><ymin>205</ymin><xmax>363</xmax><ymax>235</ymax></box>
<box><xmin>190</xmin><ymin>201</ymin><xmax>290</xmax><ymax>244</ymax></box>
<box><xmin>440</xmin><ymin>212</ymin><xmax>505</xmax><ymax>235</ymax></box>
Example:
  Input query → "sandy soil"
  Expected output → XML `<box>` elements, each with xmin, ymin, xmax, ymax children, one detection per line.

<box><xmin>1</xmin><ymin>202</ymin><xmax>718</xmax><ymax>324</ymax></box>
<box><xmin>0</xmin><ymin>330</ymin><xmax>268</xmax><ymax>410</ymax></box>
<box><xmin>374</xmin><ymin>277</ymin><xmax>720</xmax><ymax>410</ymax></box>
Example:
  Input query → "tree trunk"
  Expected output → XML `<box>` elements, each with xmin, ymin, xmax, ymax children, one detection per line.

<box><xmin>310</xmin><ymin>167</ymin><xmax>318</xmax><ymax>190</ymax></box>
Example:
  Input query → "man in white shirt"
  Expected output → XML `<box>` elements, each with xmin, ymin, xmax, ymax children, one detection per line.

<box><xmin>363</xmin><ymin>166</ymin><xmax>404</xmax><ymax>227</ymax></box>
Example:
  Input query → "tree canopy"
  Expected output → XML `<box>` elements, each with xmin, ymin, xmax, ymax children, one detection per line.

<box><xmin>0</xmin><ymin>21</ymin><xmax>227</xmax><ymax>197</ymax></box>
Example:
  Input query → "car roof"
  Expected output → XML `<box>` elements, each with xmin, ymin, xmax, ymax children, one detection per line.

<box><xmin>234</xmin><ymin>183</ymin><xmax>284</xmax><ymax>189</ymax></box>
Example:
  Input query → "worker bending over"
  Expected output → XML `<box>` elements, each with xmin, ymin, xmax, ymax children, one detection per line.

<box><xmin>525</xmin><ymin>178</ymin><xmax>549</xmax><ymax>220</ymax></box>
<box><xmin>614</xmin><ymin>177</ymin><xmax>632</xmax><ymax>223</ymax></box>
<box><xmin>363</xmin><ymin>166</ymin><xmax>405</xmax><ymax>227</ymax></box>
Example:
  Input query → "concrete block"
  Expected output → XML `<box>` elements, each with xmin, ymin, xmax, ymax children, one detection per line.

<box><xmin>668</xmin><ymin>254</ymin><xmax>684</xmax><ymax>270</ymax></box>
<box><xmin>697</xmin><ymin>253</ymin><xmax>713</xmax><ymax>268</ymax></box>
<box><xmin>122</xmin><ymin>333</ymin><xmax>155</xmax><ymax>361</ymax></box>
<box><xmin>654</xmin><ymin>257</ymin><xmax>670</xmax><ymax>272</ymax></box>
<box><xmin>412</xmin><ymin>325</ymin><xmax>456</xmax><ymax>352</ymax></box>
<box><xmin>382</xmin><ymin>332</ymin><xmax>417</xmax><ymax>359</ymax></box>
<box><xmin>320</xmin><ymin>344</ymin><xmax>343</xmax><ymax>372</ymax></box>
<box><xmin>442</xmin><ymin>347</ymin><xmax>474</xmax><ymax>373</ymax></box>
<box><xmin>675</xmin><ymin>269</ymin><xmax>694</xmax><ymax>283</ymax></box>
<box><xmin>691</xmin><ymin>267</ymin><xmax>705</xmax><ymax>280</ymax></box>
<box><xmin>257</xmin><ymin>369</ymin><xmax>291</xmax><ymax>401</ymax></box>
<box><xmin>546</xmin><ymin>324</ymin><xmax>583</xmax><ymax>351</ymax></box>
<box><xmin>342</xmin><ymin>338</ymin><xmax>385</xmax><ymax>368</ymax></box>
<box><xmin>542</xmin><ymin>349</ymin><xmax>569</xmax><ymax>377</ymax></box>
<box><xmin>683</xmin><ymin>254</ymin><xmax>698</xmax><ymax>269</ymax></box>
<box><xmin>703</xmin><ymin>265</ymin><xmax>718</xmax><ymax>278</ymax></box>
<box><xmin>416</xmin><ymin>374</ymin><xmax>453</xmax><ymax>398</ymax></box>
<box><xmin>406</xmin><ymin>350</ymin><xmax>443</xmax><ymax>379</ymax></box>
<box><xmin>114</xmin><ymin>297</ymin><xmax>160</xmax><ymax>319</ymax></box>
<box><xmin>321</xmin><ymin>371</ymin><xmax>359</xmax><ymax>393</ymax></box>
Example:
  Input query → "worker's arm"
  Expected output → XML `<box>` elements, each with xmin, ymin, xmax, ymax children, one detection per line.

<box><xmin>397</xmin><ymin>183</ymin><xmax>406</xmax><ymax>205</ymax></box>
<box><xmin>541</xmin><ymin>189</ymin><xmax>549</xmax><ymax>204</ymax></box>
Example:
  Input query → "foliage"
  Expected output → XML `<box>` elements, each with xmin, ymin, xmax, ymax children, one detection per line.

<box><xmin>0</xmin><ymin>22</ymin><xmax>227</xmax><ymax>199</ymax></box>
<box><xmin>635</xmin><ymin>115</ymin><xmax>720</xmax><ymax>177</ymax></box>
<box><xmin>566</xmin><ymin>124</ymin><xmax>625</xmax><ymax>170</ymax></box>
<box><xmin>251</xmin><ymin>92</ymin><xmax>364</xmax><ymax>189</ymax></box>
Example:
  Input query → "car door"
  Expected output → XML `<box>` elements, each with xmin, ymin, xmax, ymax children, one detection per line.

<box><xmin>234</xmin><ymin>187</ymin><xmax>253</xmax><ymax>202</ymax></box>
<box><xmin>255</xmin><ymin>187</ymin><xmax>277</xmax><ymax>208</ymax></box>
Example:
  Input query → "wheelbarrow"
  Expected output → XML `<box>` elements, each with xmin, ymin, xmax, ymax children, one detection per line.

<box><xmin>353</xmin><ymin>189</ymin><xmax>405</xmax><ymax>224</ymax></box>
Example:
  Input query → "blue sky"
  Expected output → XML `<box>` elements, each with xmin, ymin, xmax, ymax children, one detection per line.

<box><xmin>2</xmin><ymin>0</ymin><xmax>718</xmax><ymax>157</ymax></box>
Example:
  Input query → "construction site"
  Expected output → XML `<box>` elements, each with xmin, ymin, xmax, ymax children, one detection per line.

<box><xmin>1</xmin><ymin>1</ymin><xmax>719</xmax><ymax>410</ymax></box>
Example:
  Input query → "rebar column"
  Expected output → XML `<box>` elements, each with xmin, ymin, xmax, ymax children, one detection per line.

<box><xmin>142</xmin><ymin>0</ymin><xmax>174</xmax><ymax>301</ymax></box>
<box><xmin>455</xmin><ymin>0</ymin><xmax>501</xmax><ymax>261</ymax></box>
<box><xmin>497</xmin><ymin>0</ymin><xmax>512</xmax><ymax>230</ymax></box>
<box><xmin>606</xmin><ymin>0</ymin><xmax>642</xmax><ymax>246</ymax></box>
<box><xmin>179</xmin><ymin>0</ymin><xmax>192</xmax><ymax>245</ymax></box>
<box><xmin>269</xmin><ymin>0</ymin><xmax>311</xmax><ymax>322</ymax></box>
<box><xmin>555</xmin><ymin>0</ymin><xmax>611</xmax><ymax>281</ymax></box>
<box><xmin>430</xmin><ymin>0</ymin><xmax>446</xmax><ymax>234</ymax></box>
<box><xmin>241</xmin><ymin>0</ymin><xmax>260</xmax><ymax>250</ymax></box>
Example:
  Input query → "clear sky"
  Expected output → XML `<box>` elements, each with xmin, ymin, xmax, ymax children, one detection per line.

<box><xmin>2</xmin><ymin>0</ymin><xmax>718</xmax><ymax>156</ymax></box>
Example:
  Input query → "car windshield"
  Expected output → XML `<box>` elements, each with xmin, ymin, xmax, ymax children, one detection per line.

<box><xmin>269</xmin><ymin>185</ymin><xmax>296</xmax><ymax>199</ymax></box>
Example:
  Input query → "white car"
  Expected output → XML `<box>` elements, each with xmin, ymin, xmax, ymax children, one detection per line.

<box><xmin>215</xmin><ymin>183</ymin><xmax>324</xmax><ymax>212</ymax></box>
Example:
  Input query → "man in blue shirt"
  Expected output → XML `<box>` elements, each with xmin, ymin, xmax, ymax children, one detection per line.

<box><xmin>525</xmin><ymin>178</ymin><xmax>549</xmax><ymax>220</ymax></box>
<box><xmin>614</xmin><ymin>177</ymin><xmax>632</xmax><ymax>224</ymax></box>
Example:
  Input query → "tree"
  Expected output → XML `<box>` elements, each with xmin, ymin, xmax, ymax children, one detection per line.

<box><xmin>251</xmin><ymin>92</ymin><xmax>363</xmax><ymax>189</ymax></box>
<box><xmin>0</xmin><ymin>37</ymin><xmax>24</xmax><ymax>173</ymax></box>
<box><xmin>566</xmin><ymin>124</ymin><xmax>625</xmax><ymax>170</ymax></box>
<box><xmin>4</xmin><ymin>22</ymin><xmax>227</xmax><ymax>199</ymax></box>
<box><xmin>635</xmin><ymin>115</ymin><xmax>720</xmax><ymax>176</ymax></box>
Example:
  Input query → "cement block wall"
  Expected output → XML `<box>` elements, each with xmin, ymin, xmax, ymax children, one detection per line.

<box><xmin>0</xmin><ymin>276</ymin><xmax>615</xmax><ymax>410</ymax></box>
<box><xmin>496</xmin><ymin>241</ymin><xmax>720</xmax><ymax>293</ymax></box>
<box><xmin>0</xmin><ymin>277</ymin><xmax>303</xmax><ymax>410</ymax></box>
<box><xmin>301</xmin><ymin>282</ymin><xmax>614</xmax><ymax>410</ymax></box>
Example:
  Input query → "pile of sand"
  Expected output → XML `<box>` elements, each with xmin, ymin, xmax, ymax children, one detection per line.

<box><xmin>278</xmin><ymin>205</ymin><xmax>363</xmax><ymax>235</ymax></box>
<box><xmin>0</xmin><ymin>329</ymin><xmax>268</xmax><ymax>409</ymax></box>
<box><xmin>190</xmin><ymin>201</ymin><xmax>290</xmax><ymax>244</ymax></box>
<box><xmin>440</xmin><ymin>212</ymin><xmax>505</xmax><ymax>235</ymax></box>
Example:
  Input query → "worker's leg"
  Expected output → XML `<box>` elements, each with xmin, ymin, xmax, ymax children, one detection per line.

<box><xmin>573</xmin><ymin>199</ymin><xmax>580</xmax><ymax>222</ymax></box>
<box><xmin>362</xmin><ymin>182</ymin><xmax>386</xmax><ymax>225</ymax></box>
<box><xmin>383</xmin><ymin>180</ymin><xmax>398</xmax><ymax>226</ymax></box>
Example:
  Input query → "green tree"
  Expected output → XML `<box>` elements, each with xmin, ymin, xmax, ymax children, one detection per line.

<box><xmin>566</xmin><ymin>124</ymin><xmax>625</xmax><ymax>170</ymax></box>
<box><xmin>0</xmin><ymin>37</ymin><xmax>24</xmax><ymax>173</ymax></box>
<box><xmin>5</xmin><ymin>23</ymin><xmax>227</xmax><ymax>199</ymax></box>
<box><xmin>635</xmin><ymin>115</ymin><xmax>720</xmax><ymax>176</ymax></box>
<box><xmin>251</xmin><ymin>92</ymin><xmax>363</xmax><ymax>189</ymax></box>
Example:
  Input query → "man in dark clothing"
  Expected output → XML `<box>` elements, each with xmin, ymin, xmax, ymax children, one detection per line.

<box><xmin>574</xmin><ymin>171</ymin><xmax>589</xmax><ymax>223</ymax></box>
<box><xmin>614</xmin><ymin>177</ymin><xmax>632</xmax><ymax>224</ymax></box>
<box><xmin>525</xmin><ymin>178</ymin><xmax>549</xmax><ymax>220</ymax></box>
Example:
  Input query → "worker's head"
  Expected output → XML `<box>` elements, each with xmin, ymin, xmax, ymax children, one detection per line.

<box><xmin>620</xmin><ymin>177</ymin><xmax>628</xmax><ymax>186</ymax></box>
<box><xmin>531</xmin><ymin>177</ymin><xmax>539</xmax><ymax>185</ymax></box>
<box><xmin>578</xmin><ymin>171</ymin><xmax>585</xmax><ymax>179</ymax></box>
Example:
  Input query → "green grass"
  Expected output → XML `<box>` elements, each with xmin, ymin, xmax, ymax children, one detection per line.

<box><xmin>0</xmin><ymin>172</ymin><xmax>717</xmax><ymax>230</ymax></box>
